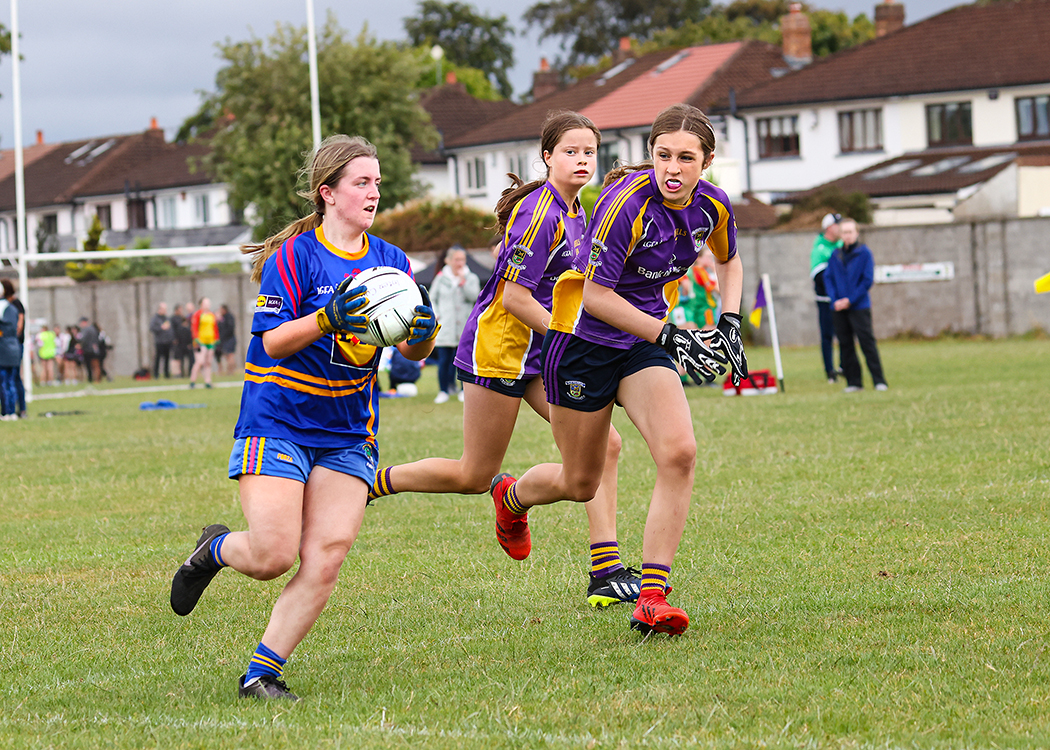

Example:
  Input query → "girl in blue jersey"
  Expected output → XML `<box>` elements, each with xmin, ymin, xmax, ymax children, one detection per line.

<box><xmin>488</xmin><ymin>104</ymin><xmax>749</xmax><ymax>637</ymax></box>
<box><xmin>369</xmin><ymin>112</ymin><xmax>640</xmax><ymax>607</ymax></box>
<box><xmin>169</xmin><ymin>135</ymin><xmax>438</xmax><ymax>701</ymax></box>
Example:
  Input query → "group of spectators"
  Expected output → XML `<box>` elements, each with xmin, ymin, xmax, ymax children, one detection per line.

<box><xmin>150</xmin><ymin>298</ymin><xmax>237</xmax><ymax>388</ymax></box>
<box><xmin>32</xmin><ymin>317</ymin><xmax>113</xmax><ymax>387</ymax></box>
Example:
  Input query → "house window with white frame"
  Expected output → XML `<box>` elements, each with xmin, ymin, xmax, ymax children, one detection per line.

<box><xmin>838</xmin><ymin>109</ymin><xmax>883</xmax><ymax>153</ymax></box>
<box><xmin>1016</xmin><ymin>95</ymin><xmax>1050</xmax><ymax>141</ymax></box>
<box><xmin>598</xmin><ymin>142</ymin><xmax>620</xmax><ymax>180</ymax></box>
<box><xmin>194</xmin><ymin>193</ymin><xmax>210</xmax><ymax>225</ymax></box>
<box><xmin>466</xmin><ymin>156</ymin><xmax>487</xmax><ymax>191</ymax></box>
<box><xmin>508</xmin><ymin>152</ymin><xmax>529</xmax><ymax>180</ymax></box>
<box><xmin>926</xmin><ymin>102</ymin><xmax>972</xmax><ymax>147</ymax></box>
<box><xmin>158</xmin><ymin>196</ymin><xmax>177</xmax><ymax>229</ymax></box>
<box><xmin>95</xmin><ymin>204</ymin><xmax>112</xmax><ymax>229</ymax></box>
<box><xmin>756</xmin><ymin>115</ymin><xmax>799</xmax><ymax>158</ymax></box>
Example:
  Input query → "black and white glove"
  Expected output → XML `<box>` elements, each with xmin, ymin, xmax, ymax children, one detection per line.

<box><xmin>657</xmin><ymin>323</ymin><xmax>728</xmax><ymax>385</ymax></box>
<box><xmin>705</xmin><ymin>312</ymin><xmax>749</xmax><ymax>387</ymax></box>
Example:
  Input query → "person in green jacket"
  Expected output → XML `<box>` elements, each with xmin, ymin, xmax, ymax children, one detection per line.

<box><xmin>35</xmin><ymin>324</ymin><xmax>58</xmax><ymax>386</ymax></box>
<box><xmin>810</xmin><ymin>213</ymin><xmax>842</xmax><ymax>383</ymax></box>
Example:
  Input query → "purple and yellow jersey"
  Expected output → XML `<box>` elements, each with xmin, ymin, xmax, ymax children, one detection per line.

<box><xmin>455</xmin><ymin>181</ymin><xmax>585</xmax><ymax>379</ymax></box>
<box><xmin>549</xmin><ymin>169</ymin><xmax>736</xmax><ymax>349</ymax></box>
<box><xmin>234</xmin><ymin>226</ymin><xmax>413</xmax><ymax>447</ymax></box>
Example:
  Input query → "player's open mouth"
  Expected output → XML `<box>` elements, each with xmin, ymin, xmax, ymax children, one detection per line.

<box><xmin>574</xmin><ymin>170</ymin><xmax>590</xmax><ymax>177</ymax></box>
<box><xmin>665</xmin><ymin>179</ymin><xmax>682</xmax><ymax>191</ymax></box>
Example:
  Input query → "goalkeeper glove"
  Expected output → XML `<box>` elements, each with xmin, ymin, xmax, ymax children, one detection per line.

<box><xmin>706</xmin><ymin>312</ymin><xmax>749</xmax><ymax>387</ymax></box>
<box><xmin>316</xmin><ymin>276</ymin><xmax>369</xmax><ymax>335</ymax></box>
<box><xmin>656</xmin><ymin>323</ymin><xmax>727</xmax><ymax>385</ymax></box>
<box><xmin>406</xmin><ymin>284</ymin><xmax>441</xmax><ymax>345</ymax></box>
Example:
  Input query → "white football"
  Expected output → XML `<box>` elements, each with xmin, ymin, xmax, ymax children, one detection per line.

<box><xmin>351</xmin><ymin>266</ymin><xmax>422</xmax><ymax>348</ymax></box>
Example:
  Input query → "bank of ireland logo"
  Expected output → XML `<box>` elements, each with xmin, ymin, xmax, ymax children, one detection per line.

<box><xmin>565</xmin><ymin>380</ymin><xmax>586</xmax><ymax>400</ymax></box>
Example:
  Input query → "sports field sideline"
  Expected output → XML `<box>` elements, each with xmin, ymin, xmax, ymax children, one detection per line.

<box><xmin>2</xmin><ymin>337</ymin><xmax>1048</xmax><ymax>749</ymax></box>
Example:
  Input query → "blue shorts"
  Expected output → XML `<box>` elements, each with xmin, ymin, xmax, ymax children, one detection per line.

<box><xmin>541</xmin><ymin>330</ymin><xmax>675</xmax><ymax>412</ymax></box>
<box><xmin>228</xmin><ymin>436</ymin><xmax>378</xmax><ymax>487</ymax></box>
<box><xmin>456</xmin><ymin>367</ymin><xmax>534</xmax><ymax>399</ymax></box>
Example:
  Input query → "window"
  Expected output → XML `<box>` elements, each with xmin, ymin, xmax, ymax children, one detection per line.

<box><xmin>194</xmin><ymin>194</ymin><xmax>210</xmax><ymax>225</ymax></box>
<box><xmin>926</xmin><ymin>102</ymin><xmax>972</xmax><ymax>147</ymax></box>
<box><xmin>127</xmin><ymin>199</ymin><xmax>147</xmax><ymax>229</ymax></box>
<box><xmin>507</xmin><ymin>152</ymin><xmax>530</xmax><ymax>180</ymax></box>
<box><xmin>839</xmin><ymin>109</ymin><xmax>883</xmax><ymax>153</ymax></box>
<box><xmin>158</xmin><ymin>197</ymin><xmax>177</xmax><ymax>229</ymax></box>
<box><xmin>757</xmin><ymin>115</ymin><xmax>799</xmax><ymax>158</ymax></box>
<box><xmin>598</xmin><ymin>142</ymin><xmax>620</xmax><ymax>180</ymax></box>
<box><xmin>466</xmin><ymin>156</ymin><xmax>486</xmax><ymax>190</ymax></box>
<box><xmin>96</xmin><ymin>204</ymin><xmax>111</xmax><ymax>229</ymax></box>
<box><xmin>1016</xmin><ymin>95</ymin><xmax>1050</xmax><ymax>141</ymax></box>
<box><xmin>41</xmin><ymin>214</ymin><xmax>58</xmax><ymax>235</ymax></box>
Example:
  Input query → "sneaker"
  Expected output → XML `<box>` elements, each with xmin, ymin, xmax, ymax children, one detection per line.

<box><xmin>457</xmin><ymin>390</ymin><xmax>465</xmax><ymax>402</ymax></box>
<box><xmin>170</xmin><ymin>524</ymin><xmax>230</xmax><ymax>616</ymax></box>
<box><xmin>490</xmin><ymin>473</ymin><xmax>530</xmax><ymax>560</ymax></box>
<box><xmin>629</xmin><ymin>589</ymin><xmax>689</xmax><ymax>636</ymax></box>
<box><xmin>843</xmin><ymin>385</ymin><xmax>862</xmax><ymax>393</ymax></box>
<box><xmin>238</xmin><ymin>674</ymin><xmax>300</xmax><ymax>701</ymax></box>
<box><xmin>875</xmin><ymin>383</ymin><xmax>888</xmax><ymax>391</ymax></box>
<box><xmin>827</xmin><ymin>378</ymin><xmax>836</xmax><ymax>385</ymax></box>
<box><xmin>587</xmin><ymin>567</ymin><xmax>642</xmax><ymax>607</ymax></box>
<box><xmin>434</xmin><ymin>391</ymin><xmax>450</xmax><ymax>404</ymax></box>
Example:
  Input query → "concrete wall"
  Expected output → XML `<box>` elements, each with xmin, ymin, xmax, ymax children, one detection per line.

<box><xmin>17</xmin><ymin>216</ymin><xmax>1050</xmax><ymax>376</ymax></box>
<box><xmin>739</xmin><ymin>215</ymin><xmax>1050</xmax><ymax>347</ymax></box>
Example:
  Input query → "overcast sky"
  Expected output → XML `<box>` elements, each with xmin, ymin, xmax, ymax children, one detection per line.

<box><xmin>0</xmin><ymin>0</ymin><xmax>962</xmax><ymax>148</ymax></box>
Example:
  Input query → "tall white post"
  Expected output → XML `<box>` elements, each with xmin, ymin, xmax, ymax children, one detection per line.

<box><xmin>11</xmin><ymin>0</ymin><xmax>32</xmax><ymax>406</ymax></box>
<box><xmin>762</xmin><ymin>273</ymin><xmax>785</xmax><ymax>392</ymax></box>
<box><xmin>306</xmin><ymin>0</ymin><xmax>321</xmax><ymax>150</ymax></box>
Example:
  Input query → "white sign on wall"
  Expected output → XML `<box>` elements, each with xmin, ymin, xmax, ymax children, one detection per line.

<box><xmin>874</xmin><ymin>262</ymin><xmax>955</xmax><ymax>284</ymax></box>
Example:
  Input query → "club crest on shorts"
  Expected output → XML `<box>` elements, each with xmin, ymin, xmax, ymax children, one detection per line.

<box><xmin>565</xmin><ymin>380</ymin><xmax>586</xmax><ymax>400</ymax></box>
<box><xmin>499</xmin><ymin>378</ymin><xmax>517</xmax><ymax>388</ymax></box>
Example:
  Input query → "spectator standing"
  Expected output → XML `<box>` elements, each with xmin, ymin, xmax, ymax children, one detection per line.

<box><xmin>428</xmin><ymin>244</ymin><xmax>480</xmax><ymax>403</ymax></box>
<box><xmin>171</xmin><ymin>304</ymin><xmax>192</xmax><ymax>377</ymax></box>
<box><xmin>78</xmin><ymin>317</ymin><xmax>102</xmax><ymax>383</ymax></box>
<box><xmin>35</xmin><ymin>323</ymin><xmax>58</xmax><ymax>386</ymax></box>
<box><xmin>0</xmin><ymin>279</ymin><xmax>20</xmax><ymax>419</ymax></box>
<box><xmin>811</xmin><ymin>213</ymin><xmax>842</xmax><ymax>383</ymax></box>
<box><xmin>63</xmin><ymin>325</ymin><xmax>82</xmax><ymax>384</ymax></box>
<box><xmin>150</xmin><ymin>302</ymin><xmax>174</xmax><ymax>379</ymax></box>
<box><xmin>825</xmin><ymin>218</ymin><xmax>887</xmax><ymax>393</ymax></box>
<box><xmin>217</xmin><ymin>303</ymin><xmax>238</xmax><ymax>375</ymax></box>
<box><xmin>97</xmin><ymin>323</ymin><xmax>113</xmax><ymax>382</ymax></box>
<box><xmin>54</xmin><ymin>325</ymin><xmax>69</xmax><ymax>384</ymax></box>
<box><xmin>189</xmin><ymin>297</ymin><xmax>217</xmax><ymax>389</ymax></box>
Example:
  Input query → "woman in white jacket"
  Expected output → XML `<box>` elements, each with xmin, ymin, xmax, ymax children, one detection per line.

<box><xmin>428</xmin><ymin>245</ymin><xmax>480</xmax><ymax>402</ymax></box>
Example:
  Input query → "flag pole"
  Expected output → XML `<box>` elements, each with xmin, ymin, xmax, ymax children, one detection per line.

<box><xmin>762</xmin><ymin>273</ymin><xmax>785</xmax><ymax>392</ymax></box>
<box><xmin>11</xmin><ymin>0</ymin><xmax>33</xmax><ymax>406</ymax></box>
<box><xmin>306</xmin><ymin>0</ymin><xmax>321</xmax><ymax>150</ymax></box>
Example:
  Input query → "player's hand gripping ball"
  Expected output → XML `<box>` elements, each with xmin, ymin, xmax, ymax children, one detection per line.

<box><xmin>316</xmin><ymin>276</ymin><xmax>369</xmax><ymax>336</ymax></box>
<box><xmin>406</xmin><ymin>284</ymin><xmax>440</xmax><ymax>346</ymax></box>
<box><xmin>345</xmin><ymin>267</ymin><xmax>425</xmax><ymax>348</ymax></box>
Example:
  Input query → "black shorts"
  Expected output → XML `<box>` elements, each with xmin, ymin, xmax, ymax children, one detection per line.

<box><xmin>541</xmin><ymin>330</ymin><xmax>675</xmax><ymax>412</ymax></box>
<box><xmin>456</xmin><ymin>367</ymin><xmax>534</xmax><ymax>399</ymax></box>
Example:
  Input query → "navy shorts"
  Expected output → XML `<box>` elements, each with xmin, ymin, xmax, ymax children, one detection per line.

<box><xmin>541</xmin><ymin>330</ymin><xmax>676</xmax><ymax>412</ymax></box>
<box><xmin>457</xmin><ymin>367</ymin><xmax>534</xmax><ymax>399</ymax></box>
<box><xmin>229</xmin><ymin>436</ymin><xmax>378</xmax><ymax>487</ymax></box>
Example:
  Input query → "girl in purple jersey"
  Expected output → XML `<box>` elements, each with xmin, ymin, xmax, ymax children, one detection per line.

<box><xmin>488</xmin><ymin>104</ymin><xmax>749</xmax><ymax>637</ymax></box>
<box><xmin>169</xmin><ymin>135</ymin><xmax>438</xmax><ymax>701</ymax></box>
<box><xmin>369</xmin><ymin>112</ymin><xmax>641</xmax><ymax>608</ymax></box>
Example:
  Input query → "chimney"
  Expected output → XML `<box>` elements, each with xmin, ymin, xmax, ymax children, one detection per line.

<box><xmin>532</xmin><ymin>58</ymin><xmax>560</xmax><ymax>101</ymax></box>
<box><xmin>612</xmin><ymin>36</ymin><xmax>632</xmax><ymax>65</ymax></box>
<box><xmin>781</xmin><ymin>3</ymin><xmax>812</xmax><ymax>68</ymax></box>
<box><xmin>149</xmin><ymin>116</ymin><xmax>160</xmax><ymax>130</ymax></box>
<box><xmin>445</xmin><ymin>71</ymin><xmax>458</xmax><ymax>85</ymax></box>
<box><xmin>875</xmin><ymin>0</ymin><xmax>905</xmax><ymax>37</ymax></box>
<box><xmin>35</xmin><ymin>130</ymin><xmax>44</xmax><ymax>145</ymax></box>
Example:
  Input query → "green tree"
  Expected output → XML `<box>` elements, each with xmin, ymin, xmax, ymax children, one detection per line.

<box><xmin>183</xmin><ymin>16</ymin><xmax>438</xmax><ymax>240</ymax></box>
<box><xmin>524</xmin><ymin>0</ymin><xmax>710</xmax><ymax>67</ymax></box>
<box><xmin>809</xmin><ymin>9</ymin><xmax>875</xmax><ymax>57</ymax></box>
<box><xmin>407</xmin><ymin>46</ymin><xmax>502</xmax><ymax>100</ymax></box>
<box><xmin>404</xmin><ymin>1</ymin><xmax>516</xmax><ymax>99</ymax></box>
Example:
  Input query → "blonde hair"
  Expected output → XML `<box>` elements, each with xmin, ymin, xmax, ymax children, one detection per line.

<box><xmin>493</xmin><ymin>110</ymin><xmax>601</xmax><ymax>237</ymax></box>
<box><xmin>602</xmin><ymin>103</ymin><xmax>716</xmax><ymax>188</ymax></box>
<box><xmin>241</xmin><ymin>134</ymin><xmax>379</xmax><ymax>282</ymax></box>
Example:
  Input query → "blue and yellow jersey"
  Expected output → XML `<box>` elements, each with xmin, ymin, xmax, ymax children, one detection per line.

<box><xmin>234</xmin><ymin>226</ymin><xmax>413</xmax><ymax>447</ymax></box>
<box><xmin>455</xmin><ymin>180</ymin><xmax>584</xmax><ymax>379</ymax></box>
<box><xmin>549</xmin><ymin>169</ymin><xmax>736</xmax><ymax>349</ymax></box>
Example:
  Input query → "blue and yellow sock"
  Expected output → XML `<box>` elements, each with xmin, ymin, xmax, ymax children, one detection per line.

<box><xmin>244</xmin><ymin>642</ymin><xmax>286</xmax><ymax>685</ymax></box>
<box><xmin>502</xmin><ymin>482</ymin><xmax>528</xmax><ymax>515</ymax></box>
<box><xmin>590</xmin><ymin>541</ymin><xmax>625</xmax><ymax>578</ymax></box>
<box><xmin>640</xmin><ymin>563</ymin><xmax>671</xmax><ymax>593</ymax></box>
<box><xmin>209</xmin><ymin>533</ymin><xmax>229</xmax><ymax>568</ymax></box>
<box><xmin>369</xmin><ymin>467</ymin><xmax>395</xmax><ymax>501</ymax></box>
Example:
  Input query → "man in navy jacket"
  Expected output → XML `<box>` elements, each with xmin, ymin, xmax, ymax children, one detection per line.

<box><xmin>824</xmin><ymin>219</ymin><xmax>887</xmax><ymax>392</ymax></box>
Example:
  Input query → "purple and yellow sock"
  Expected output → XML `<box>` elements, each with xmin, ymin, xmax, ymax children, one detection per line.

<box><xmin>641</xmin><ymin>563</ymin><xmax>671</xmax><ymax>593</ymax></box>
<box><xmin>209</xmin><ymin>533</ymin><xmax>229</xmax><ymax>568</ymax></box>
<box><xmin>502</xmin><ymin>482</ymin><xmax>528</xmax><ymax>515</ymax></box>
<box><xmin>590</xmin><ymin>541</ymin><xmax>625</xmax><ymax>578</ymax></box>
<box><xmin>244</xmin><ymin>642</ymin><xmax>286</xmax><ymax>684</ymax></box>
<box><xmin>369</xmin><ymin>467</ymin><xmax>395</xmax><ymax>501</ymax></box>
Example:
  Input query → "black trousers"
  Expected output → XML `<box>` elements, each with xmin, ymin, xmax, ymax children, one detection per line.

<box><xmin>833</xmin><ymin>307</ymin><xmax>886</xmax><ymax>388</ymax></box>
<box><xmin>153</xmin><ymin>343</ymin><xmax>171</xmax><ymax>378</ymax></box>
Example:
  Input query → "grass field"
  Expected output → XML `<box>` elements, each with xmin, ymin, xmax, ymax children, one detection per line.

<box><xmin>2</xmin><ymin>338</ymin><xmax>1049</xmax><ymax>749</ymax></box>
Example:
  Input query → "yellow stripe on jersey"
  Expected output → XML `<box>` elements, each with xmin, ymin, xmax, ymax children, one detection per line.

<box><xmin>662</xmin><ymin>278</ymin><xmax>680</xmax><ymax>321</ymax></box>
<box><xmin>245</xmin><ymin>361</ymin><xmax>373</xmax><ymax>390</ymax></box>
<box><xmin>549</xmin><ymin>270</ymin><xmax>587</xmax><ymax>334</ymax></box>
<box><xmin>704</xmin><ymin>196</ymin><xmax>734</xmax><ymax>263</ymax></box>
<box><xmin>244</xmin><ymin>365</ymin><xmax>372</xmax><ymax>398</ymax></box>
<box><xmin>470</xmin><ymin>277</ymin><xmax>532</xmax><ymax>378</ymax></box>
<box><xmin>593</xmin><ymin>173</ymin><xmax>650</xmax><ymax>245</ymax></box>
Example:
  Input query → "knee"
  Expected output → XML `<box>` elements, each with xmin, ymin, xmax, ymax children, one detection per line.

<box><xmin>605</xmin><ymin>428</ymin><xmax>623</xmax><ymax>464</ymax></box>
<box><xmin>250</xmin><ymin>546</ymin><xmax>299</xmax><ymax>581</ymax></box>
<box><xmin>563</xmin><ymin>473</ymin><xmax>602</xmax><ymax>503</ymax></box>
<box><xmin>658</xmin><ymin>440</ymin><xmax>697</xmax><ymax>478</ymax></box>
<box><xmin>299</xmin><ymin>542</ymin><xmax>352</xmax><ymax>587</ymax></box>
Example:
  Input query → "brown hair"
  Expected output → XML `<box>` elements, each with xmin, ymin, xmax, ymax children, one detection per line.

<box><xmin>602</xmin><ymin>103</ymin><xmax>716</xmax><ymax>188</ymax></box>
<box><xmin>493</xmin><ymin>110</ymin><xmax>601</xmax><ymax>237</ymax></box>
<box><xmin>241</xmin><ymin>134</ymin><xmax>379</xmax><ymax>282</ymax></box>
